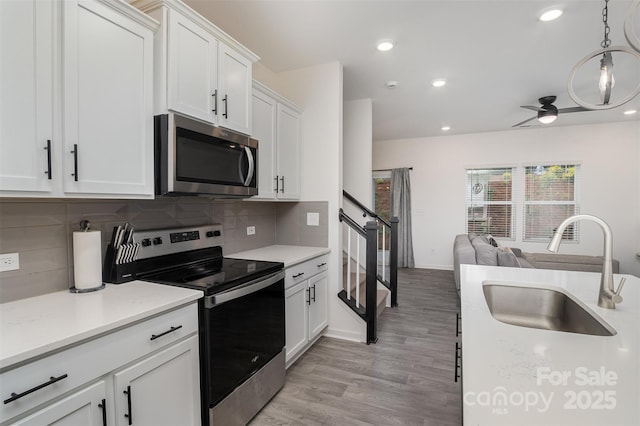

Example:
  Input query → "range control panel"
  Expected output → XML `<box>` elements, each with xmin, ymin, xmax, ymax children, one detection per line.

<box><xmin>134</xmin><ymin>224</ymin><xmax>223</xmax><ymax>260</ymax></box>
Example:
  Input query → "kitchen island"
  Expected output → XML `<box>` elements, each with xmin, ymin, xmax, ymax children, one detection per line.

<box><xmin>460</xmin><ymin>264</ymin><xmax>639</xmax><ymax>425</ymax></box>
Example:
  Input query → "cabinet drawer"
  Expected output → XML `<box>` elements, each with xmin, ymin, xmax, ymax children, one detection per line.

<box><xmin>0</xmin><ymin>303</ymin><xmax>197</xmax><ymax>423</ymax></box>
<box><xmin>285</xmin><ymin>254</ymin><xmax>329</xmax><ymax>289</ymax></box>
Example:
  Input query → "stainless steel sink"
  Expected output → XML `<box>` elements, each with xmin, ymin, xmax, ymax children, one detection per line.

<box><xmin>482</xmin><ymin>282</ymin><xmax>616</xmax><ymax>336</ymax></box>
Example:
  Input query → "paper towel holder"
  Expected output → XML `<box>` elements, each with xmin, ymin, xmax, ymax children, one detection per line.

<box><xmin>70</xmin><ymin>219</ymin><xmax>106</xmax><ymax>293</ymax></box>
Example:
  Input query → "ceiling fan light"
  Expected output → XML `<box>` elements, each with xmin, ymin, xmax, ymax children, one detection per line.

<box><xmin>538</xmin><ymin>110</ymin><xmax>557</xmax><ymax>124</ymax></box>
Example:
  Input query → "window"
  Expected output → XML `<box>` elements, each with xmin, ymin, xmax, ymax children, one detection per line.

<box><xmin>524</xmin><ymin>164</ymin><xmax>580</xmax><ymax>241</ymax></box>
<box><xmin>372</xmin><ymin>171</ymin><xmax>391</xmax><ymax>250</ymax></box>
<box><xmin>465</xmin><ymin>167</ymin><xmax>515</xmax><ymax>238</ymax></box>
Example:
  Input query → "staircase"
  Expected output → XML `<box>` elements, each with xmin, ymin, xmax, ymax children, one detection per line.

<box><xmin>338</xmin><ymin>190</ymin><xmax>399</xmax><ymax>344</ymax></box>
<box><xmin>343</xmin><ymin>254</ymin><xmax>388</xmax><ymax>318</ymax></box>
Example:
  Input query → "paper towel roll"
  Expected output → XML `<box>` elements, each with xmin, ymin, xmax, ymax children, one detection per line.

<box><xmin>73</xmin><ymin>231</ymin><xmax>103</xmax><ymax>290</ymax></box>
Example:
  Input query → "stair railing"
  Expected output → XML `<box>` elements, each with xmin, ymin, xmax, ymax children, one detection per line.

<box><xmin>338</xmin><ymin>209</ymin><xmax>378</xmax><ymax>343</ymax></box>
<box><xmin>342</xmin><ymin>190</ymin><xmax>398</xmax><ymax>307</ymax></box>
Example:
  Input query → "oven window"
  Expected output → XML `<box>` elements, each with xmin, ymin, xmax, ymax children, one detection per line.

<box><xmin>176</xmin><ymin>127</ymin><xmax>254</xmax><ymax>187</ymax></box>
<box><xmin>204</xmin><ymin>279</ymin><xmax>285</xmax><ymax>406</ymax></box>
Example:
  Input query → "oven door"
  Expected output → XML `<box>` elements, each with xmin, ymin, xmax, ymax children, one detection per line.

<box><xmin>202</xmin><ymin>270</ymin><xmax>285</xmax><ymax>407</ymax></box>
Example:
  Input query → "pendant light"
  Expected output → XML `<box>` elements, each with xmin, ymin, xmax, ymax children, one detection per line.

<box><xmin>568</xmin><ymin>0</ymin><xmax>640</xmax><ymax>110</ymax></box>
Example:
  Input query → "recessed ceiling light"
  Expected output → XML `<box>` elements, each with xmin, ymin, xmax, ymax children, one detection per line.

<box><xmin>539</xmin><ymin>9</ymin><xmax>563</xmax><ymax>22</ymax></box>
<box><xmin>386</xmin><ymin>80</ymin><xmax>398</xmax><ymax>89</ymax></box>
<box><xmin>377</xmin><ymin>40</ymin><xmax>394</xmax><ymax>52</ymax></box>
<box><xmin>623</xmin><ymin>109</ymin><xmax>637</xmax><ymax>115</ymax></box>
<box><xmin>441</xmin><ymin>125</ymin><xmax>451</xmax><ymax>131</ymax></box>
<box><xmin>432</xmin><ymin>79</ymin><xmax>447</xmax><ymax>88</ymax></box>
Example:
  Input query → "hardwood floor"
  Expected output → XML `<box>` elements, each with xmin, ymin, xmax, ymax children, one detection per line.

<box><xmin>250</xmin><ymin>268</ymin><xmax>462</xmax><ymax>426</ymax></box>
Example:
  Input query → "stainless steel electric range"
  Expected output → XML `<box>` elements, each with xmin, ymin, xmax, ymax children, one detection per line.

<box><xmin>132</xmin><ymin>224</ymin><xmax>285</xmax><ymax>426</ymax></box>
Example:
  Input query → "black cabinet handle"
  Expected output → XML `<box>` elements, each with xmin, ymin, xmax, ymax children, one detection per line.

<box><xmin>98</xmin><ymin>398</ymin><xmax>107</xmax><ymax>426</ymax></box>
<box><xmin>292</xmin><ymin>272</ymin><xmax>304</xmax><ymax>278</ymax></box>
<box><xmin>123</xmin><ymin>385</ymin><xmax>132</xmax><ymax>425</ymax></box>
<box><xmin>311</xmin><ymin>284</ymin><xmax>316</xmax><ymax>302</ymax></box>
<box><xmin>280</xmin><ymin>176</ymin><xmax>285</xmax><ymax>193</ymax></box>
<box><xmin>274</xmin><ymin>176</ymin><xmax>279</xmax><ymax>192</ymax></box>
<box><xmin>222</xmin><ymin>95</ymin><xmax>228</xmax><ymax>118</ymax></box>
<box><xmin>454</xmin><ymin>342</ymin><xmax>461</xmax><ymax>382</ymax></box>
<box><xmin>456</xmin><ymin>313</ymin><xmax>461</xmax><ymax>337</ymax></box>
<box><xmin>317</xmin><ymin>262</ymin><xmax>327</xmax><ymax>267</ymax></box>
<box><xmin>3</xmin><ymin>374</ymin><xmax>68</xmax><ymax>404</ymax></box>
<box><xmin>44</xmin><ymin>140</ymin><xmax>52</xmax><ymax>179</ymax></box>
<box><xmin>306</xmin><ymin>288</ymin><xmax>310</xmax><ymax>305</ymax></box>
<box><xmin>212</xmin><ymin>89</ymin><xmax>218</xmax><ymax>115</ymax></box>
<box><xmin>71</xmin><ymin>144</ymin><xmax>78</xmax><ymax>181</ymax></box>
<box><xmin>150</xmin><ymin>325</ymin><xmax>182</xmax><ymax>341</ymax></box>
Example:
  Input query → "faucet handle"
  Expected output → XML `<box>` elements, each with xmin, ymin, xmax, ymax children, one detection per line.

<box><xmin>612</xmin><ymin>277</ymin><xmax>626</xmax><ymax>304</ymax></box>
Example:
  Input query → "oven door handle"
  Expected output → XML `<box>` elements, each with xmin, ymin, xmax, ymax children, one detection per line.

<box><xmin>204</xmin><ymin>270</ymin><xmax>284</xmax><ymax>308</ymax></box>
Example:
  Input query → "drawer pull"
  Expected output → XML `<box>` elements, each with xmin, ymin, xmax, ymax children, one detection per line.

<box><xmin>3</xmin><ymin>373</ymin><xmax>69</xmax><ymax>404</ymax></box>
<box><xmin>150</xmin><ymin>325</ymin><xmax>182</xmax><ymax>341</ymax></box>
<box><xmin>317</xmin><ymin>262</ymin><xmax>327</xmax><ymax>267</ymax></box>
<box><xmin>292</xmin><ymin>272</ymin><xmax>305</xmax><ymax>278</ymax></box>
<box><xmin>124</xmin><ymin>385</ymin><xmax>132</xmax><ymax>425</ymax></box>
<box><xmin>98</xmin><ymin>398</ymin><xmax>107</xmax><ymax>426</ymax></box>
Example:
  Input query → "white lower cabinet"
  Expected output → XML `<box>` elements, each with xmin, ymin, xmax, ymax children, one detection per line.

<box><xmin>113</xmin><ymin>336</ymin><xmax>200</xmax><ymax>426</ymax></box>
<box><xmin>284</xmin><ymin>255</ymin><xmax>329</xmax><ymax>366</ymax></box>
<box><xmin>11</xmin><ymin>381</ymin><xmax>107</xmax><ymax>426</ymax></box>
<box><xmin>2</xmin><ymin>304</ymin><xmax>200</xmax><ymax>426</ymax></box>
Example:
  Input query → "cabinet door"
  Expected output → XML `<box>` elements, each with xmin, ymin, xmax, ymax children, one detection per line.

<box><xmin>308</xmin><ymin>271</ymin><xmax>328</xmax><ymax>340</ymax></box>
<box><xmin>168</xmin><ymin>11</ymin><xmax>218</xmax><ymax>124</ymax></box>
<box><xmin>0</xmin><ymin>0</ymin><xmax>55</xmax><ymax>193</ymax></box>
<box><xmin>276</xmin><ymin>103</ymin><xmax>301</xmax><ymax>199</ymax></box>
<box><xmin>218</xmin><ymin>43</ymin><xmax>252</xmax><ymax>134</ymax></box>
<box><xmin>11</xmin><ymin>381</ymin><xmax>107</xmax><ymax>426</ymax></box>
<box><xmin>113</xmin><ymin>336</ymin><xmax>201</xmax><ymax>426</ymax></box>
<box><xmin>285</xmin><ymin>281</ymin><xmax>309</xmax><ymax>363</ymax></box>
<box><xmin>62</xmin><ymin>0</ymin><xmax>154</xmax><ymax>197</ymax></box>
<box><xmin>251</xmin><ymin>89</ymin><xmax>277</xmax><ymax>199</ymax></box>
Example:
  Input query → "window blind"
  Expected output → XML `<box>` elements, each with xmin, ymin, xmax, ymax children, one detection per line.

<box><xmin>465</xmin><ymin>167</ymin><xmax>515</xmax><ymax>239</ymax></box>
<box><xmin>523</xmin><ymin>164</ymin><xmax>580</xmax><ymax>241</ymax></box>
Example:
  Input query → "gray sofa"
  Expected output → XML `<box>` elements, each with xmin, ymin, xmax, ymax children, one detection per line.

<box><xmin>453</xmin><ymin>234</ymin><xmax>620</xmax><ymax>290</ymax></box>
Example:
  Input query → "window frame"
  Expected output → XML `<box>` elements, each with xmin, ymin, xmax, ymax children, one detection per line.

<box><xmin>522</xmin><ymin>163</ymin><xmax>581</xmax><ymax>243</ymax></box>
<box><xmin>465</xmin><ymin>166</ymin><xmax>516</xmax><ymax>240</ymax></box>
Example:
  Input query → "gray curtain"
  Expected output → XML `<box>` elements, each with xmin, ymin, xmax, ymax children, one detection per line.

<box><xmin>391</xmin><ymin>168</ymin><xmax>415</xmax><ymax>268</ymax></box>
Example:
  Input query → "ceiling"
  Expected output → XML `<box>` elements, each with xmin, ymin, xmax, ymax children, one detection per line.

<box><xmin>184</xmin><ymin>0</ymin><xmax>640</xmax><ymax>141</ymax></box>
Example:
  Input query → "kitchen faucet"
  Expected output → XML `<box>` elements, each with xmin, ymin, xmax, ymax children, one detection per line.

<box><xmin>547</xmin><ymin>214</ymin><xmax>626</xmax><ymax>309</ymax></box>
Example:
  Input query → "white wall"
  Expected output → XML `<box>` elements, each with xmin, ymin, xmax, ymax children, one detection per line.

<box><xmin>255</xmin><ymin>61</ymin><xmax>364</xmax><ymax>341</ymax></box>
<box><xmin>373</xmin><ymin>121</ymin><xmax>640</xmax><ymax>276</ymax></box>
<box><xmin>344</xmin><ymin>99</ymin><xmax>373</xmax><ymax>210</ymax></box>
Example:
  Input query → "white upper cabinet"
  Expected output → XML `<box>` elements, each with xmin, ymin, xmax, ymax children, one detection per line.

<box><xmin>62</xmin><ymin>0</ymin><xmax>156</xmax><ymax>197</ymax></box>
<box><xmin>218</xmin><ymin>43</ymin><xmax>252</xmax><ymax>135</ymax></box>
<box><xmin>0</xmin><ymin>0</ymin><xmax>56</xmax><ymax>194</ymax></box>
<box><xmin>134</xmin><ymin>0</ymin><xmax>258</xmax><ymax>135</ymax></box>
<box><xmin>252</xmin><ymin>81</ymin><xmax>302</xmax><ymax>200</ymax></box>
<box><xmin>0</xmin><ymin>0</ymin><xmax>157</xmax><ymax>199</ymax></box>
<box><xmin>167</xmin><ymin>11</ymin><xmax>218</xmax><ymax>124</ymax></box>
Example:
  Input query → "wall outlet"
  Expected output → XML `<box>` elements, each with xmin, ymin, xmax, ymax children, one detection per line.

<box><xmin>246</xmin><ymin>226</ymin><xmax>256</xmax><ymax>236</ymax></box>
<box><xmin>0</xmin><ymin>253</ymin><xmax>19</xmax><ymax>272</ymax></box>
<box><xmin>307</xmin><ymin>212</ymin><xmax>320</xmax><ymax>226</ymax></box>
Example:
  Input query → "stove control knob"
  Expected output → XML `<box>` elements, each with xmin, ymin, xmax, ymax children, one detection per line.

<box><xmin>141</xmin><ymin>238</ymin><xmax>151</xmax><ymax>247</ymax></box>
<box><xmin>152</xmin><ymin>237</ymin><xmax>163</xmax><ymax>245</ymax></box>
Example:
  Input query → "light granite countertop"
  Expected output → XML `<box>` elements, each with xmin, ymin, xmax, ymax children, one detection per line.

<box><xmin>0</xmin><ymin>281</ymin><xmax>202</xmax><ymax>371</ymax></box>
<box><xmin>228</xmin><ymin>245</ymin><xmax>330</xmax><ymax>267</ymax></box>
<box><xmin>460</xmin><ymin>264</ymin><xmax>639</xmax><ymax>425</ymax></box>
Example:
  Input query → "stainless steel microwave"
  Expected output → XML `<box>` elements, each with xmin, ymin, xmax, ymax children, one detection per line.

<box><xmin>154</xmin><ymin>113</ymin><xmax>258</xmax><ymax>197</ymax></box>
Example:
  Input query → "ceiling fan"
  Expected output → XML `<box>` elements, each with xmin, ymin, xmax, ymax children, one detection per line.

<box><xmin>512</xmin><ymin>96</ymin><xmax>589</xmax><ymax>127</ymax></box>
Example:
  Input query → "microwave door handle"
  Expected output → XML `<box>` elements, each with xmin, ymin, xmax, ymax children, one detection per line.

<box><xmin>243</xmin><ymin>146</ymin><xmax>254</xmax><ymax>186</ymax></box>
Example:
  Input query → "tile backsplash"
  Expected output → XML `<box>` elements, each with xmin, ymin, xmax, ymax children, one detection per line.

<box><xmin>0</xmin><ymin>198</ymin><xmax>328</xmax><ymax>303</ymax></box>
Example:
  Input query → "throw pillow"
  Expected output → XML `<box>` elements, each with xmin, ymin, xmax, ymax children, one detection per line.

<box><xmin>486</xmin><ymin>234</ymin><xmax>499</xmax><ymax>247</ymax></box>
<box><xmin>471</xmin><ymin>236</ymin><xmax>498</xmax><ymax>266</ymax></box>
<box><xmin>497</xmin><ymin>247</ymin><xmax>519</xmax><ymax>267</ymax></box>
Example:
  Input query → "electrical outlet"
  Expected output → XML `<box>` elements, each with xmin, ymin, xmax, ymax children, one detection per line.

<box><xmin>307</xmin><ymin>212</ymin><xmax>320</xmax><ymax>226</ymax></box>
<box><xmin>246</xmin><ymin>226</ymin><xmax>256</xmax><ymax>236</ymax></box>
<box><xmin>0</xmin><ymin>253</ymin><xmax>19</xmax><ymax>272</ymax></box>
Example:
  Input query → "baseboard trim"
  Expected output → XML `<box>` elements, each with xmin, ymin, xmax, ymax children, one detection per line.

<box><xmin>323</xmin><ymin>327</ymin><xmax>363</xmax><ymax>343</ymax></box>
<box><xmin>412</xmin><ymin>264</ymin><xmax>454</xmax><ymax>271</ymax></box>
